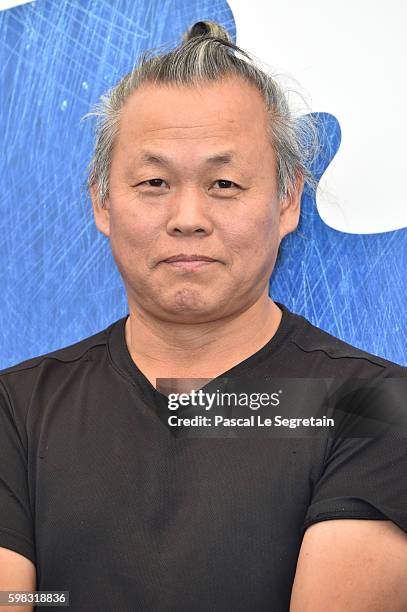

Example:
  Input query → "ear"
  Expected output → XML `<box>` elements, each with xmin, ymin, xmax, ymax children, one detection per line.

<box><xmin>278</xmin><ymin>172</ymin><xmax>304</xmax><ymax>241</ymax></box>
<box><xmin>90</xmin><ymin>184</ymin><xmax>110</xmax><ymax>238</ymax></box>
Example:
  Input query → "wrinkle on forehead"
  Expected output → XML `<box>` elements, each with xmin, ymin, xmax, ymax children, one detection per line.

<box><xmin>145</xmin><ymin>123</ymin><xmax>228</xmax><ymax>131</ymax></box>
<box><xmin>139</xmin><ymin>129</ymin><xmax>235</xmax><ymax>139</ymax></box>
<box><xmin>127</xmin><ymin>119</ymin><xmax>240</xmax><ymax>138</ymax></box>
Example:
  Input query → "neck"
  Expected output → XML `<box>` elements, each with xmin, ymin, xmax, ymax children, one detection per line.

<box><xmin>124</xmin><ymin>290</ymin><xmax>283</xmax><ymax>385</ymax></box>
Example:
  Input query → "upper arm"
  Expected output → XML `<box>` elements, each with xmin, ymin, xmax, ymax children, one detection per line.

<box><xmin>0</xmin><ymin>379</ymin><xmax>36</xmax><ymax>611</ymax></box>
<box><xmin>0</xmin><ymin>379</ymin><xmax>36</xmax><ymax>564</ymax></box>
<box><xmin>0</xmin><ymin>547</ymin><xmax>36</xmax><ymax>612</ymax></box>
<box><xmin>289</xmin><ymin>519</ymin><xmax>407</xmax><ymax>612</ymax></box>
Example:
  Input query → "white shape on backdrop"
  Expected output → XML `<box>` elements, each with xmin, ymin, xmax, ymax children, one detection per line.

<box><xmin>0</xmin><ymin>0</ymin><xmax>34</xmax><ymax>10</ymax></box>
<box><xmin>229</xmin><ymin>0</ymin><xmax>407</xmax><ymax>234</ymax></box>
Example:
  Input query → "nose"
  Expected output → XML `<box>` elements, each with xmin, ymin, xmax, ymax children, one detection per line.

<box><xmin>166</xmin><ymin>187</ymin><xmax>214</xmax><ymax>236</ymax></box>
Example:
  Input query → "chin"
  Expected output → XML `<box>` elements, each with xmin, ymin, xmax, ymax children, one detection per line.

<box><xmin>155</xmin><ymin>292</ymin><xmax>222</xmax><ymax>322</ymax></box>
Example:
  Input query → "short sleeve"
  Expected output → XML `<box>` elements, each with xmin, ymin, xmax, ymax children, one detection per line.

<box><xmin>302</xmin><ymin>375</ymin><xmax>407</xmax><ymax>537</ymax></box>
<box><xmin>0</xmin><ymin>378</ymin><xmax>36</xmax><ymax>564</ymax></box>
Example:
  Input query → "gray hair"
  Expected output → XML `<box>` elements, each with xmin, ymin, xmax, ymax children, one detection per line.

<box><xmin>84</xmin><ymin>20</ymin><xmax>318</xmax><ymax>208</ymax></box>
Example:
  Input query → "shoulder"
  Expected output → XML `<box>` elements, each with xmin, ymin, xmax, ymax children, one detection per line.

<box><xmin>283</xmin><ymin>306</ymin><xmax>407</xmax><ymax>377</ymax></box>
<box><xmin>0</xmin><ymin>318</ymin><xmax>122</xmax><ymax>410</ymax></box>
<box><xmin>1</xmin><ymin>326</ymin><xmax>108</xmax><ymax>376</ymax></box>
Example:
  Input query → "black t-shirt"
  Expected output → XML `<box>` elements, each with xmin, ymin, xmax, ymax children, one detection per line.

<box><xmin>0</xmin><ymin>302</ymin><xmax>406</xmax><ymax>611</ymax></box>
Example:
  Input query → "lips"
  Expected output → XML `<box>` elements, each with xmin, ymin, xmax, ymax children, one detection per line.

<box><xmin>163</xmin><ymin>254</ymin><xmax>218</xmax><ymax>263</ymax></box>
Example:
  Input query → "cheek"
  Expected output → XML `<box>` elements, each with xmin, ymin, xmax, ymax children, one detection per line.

<box><xmin>222</xmin><ymin>204</ymin><xmax>279</xmax><ymax>261</ymax></box>
<box><xmin>108</xmin><ymin>204</ymin><xmax>159</xmax><ymax>269</ymax></box>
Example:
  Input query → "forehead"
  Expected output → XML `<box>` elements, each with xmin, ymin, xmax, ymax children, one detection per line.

<box><xmin>116</xmin><ymin>76</ymin><xmax>270</xmax><ymax>154</ymax></box>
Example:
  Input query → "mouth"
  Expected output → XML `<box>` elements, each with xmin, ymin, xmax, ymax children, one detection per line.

<box><xmin>161</xmin><ymin>254</ymin><xmax>220</xmax><ymax>271</ymax></box>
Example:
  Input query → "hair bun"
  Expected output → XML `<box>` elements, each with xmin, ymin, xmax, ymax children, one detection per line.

<box><xmin>182</xmin><ymin>20</ymin><xmax>232</xmax><ymax>43</ymax></box>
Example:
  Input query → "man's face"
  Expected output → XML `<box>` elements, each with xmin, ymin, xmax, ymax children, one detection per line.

<box><xmin>91</xmin><ymin>75</ymin><xmax>302</xmax><ymax>323</ymax></box>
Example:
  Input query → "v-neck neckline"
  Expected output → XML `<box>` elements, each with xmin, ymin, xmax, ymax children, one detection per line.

<box><xmin>107</xmin><ymin>301</ymin><xmax>299</xmax><ymax>428</ymax></box>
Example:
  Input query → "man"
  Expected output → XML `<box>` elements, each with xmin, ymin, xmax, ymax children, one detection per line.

<box><xmin>0</xmin><ymin>20</ymin><xmax>406</xmax><ymax>612</ymax></box>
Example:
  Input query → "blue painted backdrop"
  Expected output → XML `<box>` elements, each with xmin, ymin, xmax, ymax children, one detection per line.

<box><xmin>0</xmin><ymin>0</ymin><xmax>405</xmax><ymax>367</ymax></box>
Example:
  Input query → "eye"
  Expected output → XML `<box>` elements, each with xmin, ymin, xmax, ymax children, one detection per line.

<box><xmin>140</xmin><ymin>178</ymin><xmax>168</xmax><ymax>188</ymax></box>
<box><xmin>212</xmin><ymin>179</ymin><xmax>240</xmax><ymax>190</ymax></box>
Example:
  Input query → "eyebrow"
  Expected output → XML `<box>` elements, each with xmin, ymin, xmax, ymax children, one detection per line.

<box><xmin>138</xmin><ymin>150</ymin><xmax>239</xmax><ymax>169</ymax></box>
